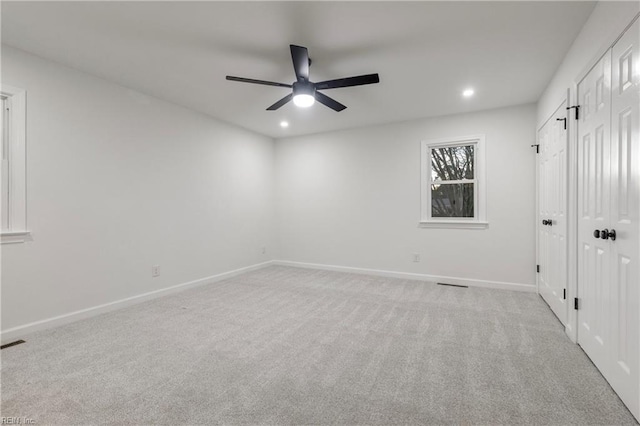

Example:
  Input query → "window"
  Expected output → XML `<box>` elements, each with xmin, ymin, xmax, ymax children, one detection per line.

<box><xmin>420</xmin><ymin>135</ymin><xmax>487</xmax><ymax>228</ymax></box>
<box><xmin>1</xmin><ymin>85</ymin><xmax>29</xmax><ymax>244</ymax></box>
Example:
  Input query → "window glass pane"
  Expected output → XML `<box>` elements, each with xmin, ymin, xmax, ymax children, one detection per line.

<box><xmin>431</xmin><ymin>145</ymin><xmax>474</xmax><ymax>181</ymax></box>
<box><xmin>431</xmin><ymin>183</ymin><xmax>474</xmax><ymax>217</ymax></box>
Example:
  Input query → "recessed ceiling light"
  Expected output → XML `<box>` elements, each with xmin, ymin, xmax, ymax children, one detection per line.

<box><xmin>280</xmin><ymin>121</ymin><xmax>289</xmax><ymax>128</ymax></box>
<box><xmin>462</xmin><ymin>88</ymin><xmax>475</xmax><ymax>98</ymax></box>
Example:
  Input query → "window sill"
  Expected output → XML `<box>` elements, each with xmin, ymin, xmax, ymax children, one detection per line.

<box><xmin>1</xmin><ymin>231</ymin><xmax>32</xmax><ymax>244</ymax></box>
<box><xmin>418</xmin><ymin>221</ymin><xmax>489</xmax><ymax>229</ymax></box>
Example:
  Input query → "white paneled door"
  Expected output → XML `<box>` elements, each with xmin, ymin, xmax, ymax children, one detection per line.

<box><xmin>577</xmin><ymin>18</ymin><xmax>640</xmax><ymax>421</ymax></box>
<box><xmin>538</xmin><ymin>100</ymin><xmax>568</xmax><ymax>325</ymax></box>
<box><xmin>577</xmin><ymin>49</ymin><xmax>612</xmax><ymax>378</ymax></box>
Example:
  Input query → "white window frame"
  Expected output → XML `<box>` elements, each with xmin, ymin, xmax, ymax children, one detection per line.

<box><xmin>419</xmin><ymin>134</ymin><xmax>488</xmax><ymax>229</ymax></box>
<box><xmin>1</xmin><ymin>84</ymin><xmax>29</xmax><ymax>244</ymax></box>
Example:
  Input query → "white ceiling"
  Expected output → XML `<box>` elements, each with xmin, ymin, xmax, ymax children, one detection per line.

<box><xmin>2</xmin><ymin>1</ymin><xmax>596</xmax><ymax>138</ymax></box>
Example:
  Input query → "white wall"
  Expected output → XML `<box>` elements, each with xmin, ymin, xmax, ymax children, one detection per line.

<box><xmin>538</xmin><ymin>1</ymin><xmax>639</xmax><ymax>126</ymax></box>
<box><xmin>0</xmin><ymin>46</ymin><xmax>277</xmax><ymax>334</ymax></box>
<box><xmin>276</xmin><ymin>104</ymin><xmax>537</xmax><ymax>289</ymax></box>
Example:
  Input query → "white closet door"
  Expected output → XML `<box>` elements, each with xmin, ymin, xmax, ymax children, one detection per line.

<box><xmin>577</xmin><ymin>18</ymin><xmax>639</xmax><ymax>421</ymax></box>
<box><xmin>577</xmin><ymin>50</ymin><xmax>612</xmax><ymax>380</ymax></box>
<box><xmin>538</xmin><ymin>100</ymin><xmax>568</xmax><ymax>325</ymax></box>
<box><xmin>608</xmin><ymin>18</ymin><xmax>639</xmax><ymax>419</ymax></box>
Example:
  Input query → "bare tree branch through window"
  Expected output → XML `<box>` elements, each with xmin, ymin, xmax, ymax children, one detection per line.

<box><xmin>430</xmin><ymin>145</ymin><xmax>474</xmax><ymax>217</ymax></box>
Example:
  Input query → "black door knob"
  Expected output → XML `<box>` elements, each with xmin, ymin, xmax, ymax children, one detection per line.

<box><xmin>600</xmin><ymin>229</ymin><xmax>609</xmax><ymax>240</ymax></box>
<box><xmin>593</xmin><ymin>229</ymin><xmax>600</xmax><ymax>238</ymax></box>
<box><xmin>542</xmin><ymin>220</ymin><xmax>549</xmax><ymax>225</ymax></box>
<box><xmin>547</xmin><ymin>219</ymin><xmax>552</xmax><ymax>226</ymax></box>
<box><xmin>608</xmin><ymin>229</ymin><xmax>616</xmax><ymax>241</ymax></box>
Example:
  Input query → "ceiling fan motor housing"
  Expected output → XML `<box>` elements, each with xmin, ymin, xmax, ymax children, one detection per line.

<box><xmin>293</xmin><ymin>81</ymin><xmax>315</xmax><ymax>97</ymax></box>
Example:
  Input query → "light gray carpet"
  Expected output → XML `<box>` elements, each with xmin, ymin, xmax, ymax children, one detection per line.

<box><xmin>1</xmin><ymin>265</ymin><xmax>637</xmax><ymax>425</ymax></box>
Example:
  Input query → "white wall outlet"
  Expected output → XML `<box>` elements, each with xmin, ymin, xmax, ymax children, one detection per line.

<box><xmin>152</xmin><ymin>265</ymin><xmax>160</xmax><ymax>277</ymax></box>
<box><xmin>412</xmin><ymin>253</ymin><xmax>420</xmax><ymax>263</ymax></box>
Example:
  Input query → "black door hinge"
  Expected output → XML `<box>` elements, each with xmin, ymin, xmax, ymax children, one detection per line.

<box><xmin>536</xmin><ymin>264</ymin><xmax>540</xmax><ymax>273</ymax></box>
<box><xmin>567</xmin><ymin>105</ymin><xmax>580</xmax><ymax>120</ymax></box>
<box><xmin>574</xmin><ymin>298</ymin><xmax>579</xmax><ymax>310</ymax></box>
<box><xmin>531</xmin><ymin>144</ymin><xmax>540</xmax><ymax>154</ymax></box>
<box><xmin>563</xmin><ymin>289</ymin><xmax>566</xmax><ymax>300</ymax></box>
<box><xmin>556</xmin><ymin>117</ymin><xmax>567</xmax><ymax>130</ymax></box>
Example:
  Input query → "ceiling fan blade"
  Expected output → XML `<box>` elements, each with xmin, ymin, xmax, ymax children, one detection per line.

<box><xmin>314</xmin><ymin>73</ymin><xmax>380</xmax><ymax>90</ymax></box>
<box><xmin>315</xmin><ymin>91</ymin><xmax>347</xmax><ymax>112</ymax></box>
<box><xmin>266</xmin><ymin>93</ymin><xmax>293</xmax><ymax>111</ymax></box>
<box><xmin>290</xmin><ymin>45</ymin><xmax>309</xmax><ymax>81</ymax></box>
<box><xmin>226</xmin><ymin>76</ymin><xmax>292</xmax><ymax>88</ymax></box>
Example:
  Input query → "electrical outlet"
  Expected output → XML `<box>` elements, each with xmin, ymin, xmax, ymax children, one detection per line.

<box><xmin>152</xmin><ymin>265</ymin><xmax>160</xmax><ymax>277</ymax></box>
<box><xmin>262</xmin><ymin>246</ymin><xmax>267</xmax><ymax>255</ymax></box>
<box><xmin>412</xmin><ymin>253</ymin><xmax>420</xmax><ymax>263</ymax></box>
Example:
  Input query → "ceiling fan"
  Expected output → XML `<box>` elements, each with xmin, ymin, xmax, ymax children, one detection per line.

<box><xmin>226</xmin><ymin>44</ymin><xmax>380</xmax><ymax>112</ymax></box>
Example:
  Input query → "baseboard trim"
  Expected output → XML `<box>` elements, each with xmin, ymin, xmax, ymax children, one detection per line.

<box><xmin>273</xmin><ymin>260</ymin><xmax>535</xmax><ymax>293</ymax></box>
<box><xmin>0</xmin><ymin>260</ymin><xmax>274</xmax><ymax>344</ymax></box>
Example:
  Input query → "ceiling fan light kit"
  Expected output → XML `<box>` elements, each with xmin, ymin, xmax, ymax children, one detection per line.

<box><xmin>292</xmin><ymin>81</ymin><xmax>316</xmax><ymax>107</ymax></box>
<box><xmin>226</xmin><ymin>44</ymin><xmax>380</xmax><ymax>112</ymax></box>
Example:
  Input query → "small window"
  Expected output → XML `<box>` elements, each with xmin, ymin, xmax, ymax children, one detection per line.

<box><xmin>420</xmin><ymin>135</ymin><xmax>487</xmax><ymax>229</ymax></box>
<box><xmin>1</xmin><ymin>85</ymin><xmax>29</xmax><ymax>244</ymax></box>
